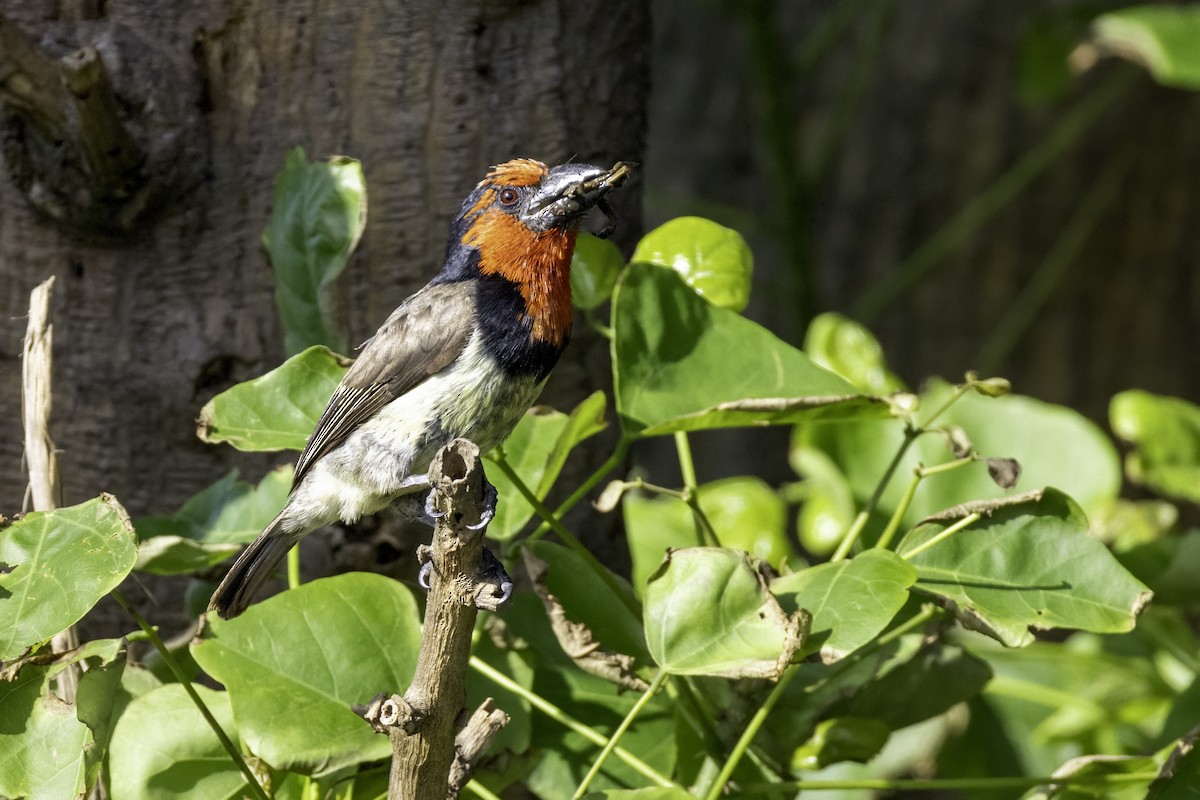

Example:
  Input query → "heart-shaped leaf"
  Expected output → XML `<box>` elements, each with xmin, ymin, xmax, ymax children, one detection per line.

<box><xmin>196</xmin><ymin>346</ymin><xmax>348</xmax><ymax>452</ymax></box>
<box><xmin>613</xmin><ymin>265</ymin><xmax>884</xmax><ymax>437</ymax></box>
<box><xmin>898</xmin><ymin>489</ymin><xmax>1152</xmax><ymax>646</ymax></box>
<box><xmin>772</xmin><ymin>550</ymin><xmax>915</xmax><ymax>662</ymax></box>
<box><xmin>192</xmin><ymin>572</ymin><xmax>421</xmax><ymax>773</ymax></box>
<box><xmin>632</xmin><ymin>216</ymin><xmax>754</xmax><ymax>311</ymax></box>
<box><xmin>264</xmin><ymin>148</ymin><xmax>367</xmax><ymax>355</ymax></box>
<box><xmin>0</xmin><ymin>494</ymin><xmax>136</xmax><ymax>660</ymax></box>
<box><xmin>643</xmin><ymin>547</ymin><xmax>806</xmax><ymax>678</ymax></box>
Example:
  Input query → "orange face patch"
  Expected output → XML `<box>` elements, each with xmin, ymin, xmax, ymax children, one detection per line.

<box><xmin>463</xmin><ymin>208</ymin><xmax>576</xmax><ymax>346</ymax></box>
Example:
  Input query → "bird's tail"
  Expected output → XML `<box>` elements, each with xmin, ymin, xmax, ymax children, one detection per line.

<box><xmin>208</xmin><ymin>514</ymin><xmax>297</xmax><ymax>619</ymax></box>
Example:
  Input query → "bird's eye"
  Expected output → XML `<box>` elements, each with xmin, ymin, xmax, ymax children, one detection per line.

<box><xmin>498</xmin><ymin>187</ymin><xmax>520</xmax><ymax>206</ymax></box>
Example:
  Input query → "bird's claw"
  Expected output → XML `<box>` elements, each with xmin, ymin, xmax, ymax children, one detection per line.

<box><xmin>466</xmin><ymin>482</ymin><xmax>498</xmax><ymax>531</ymax></box>
<box><xmin>481</xmin><ymin>547</ymin><xmax>514</xmax><ymax>607</ymax></box>
<box><xmin>424</xmin><ymin>489</ymin><xmax>447</xmax><ymax>521</ymax></box>
<box><xmin>418</xmin><ymin>560</ymin><xmax>433</xmax><ymax>590</ymax></box>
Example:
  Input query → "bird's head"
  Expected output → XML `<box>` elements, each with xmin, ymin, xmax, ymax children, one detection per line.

<box><xmin>443</xmin><ymin>158</ymin><xmax>632</xmax><ymax>345</ymax></box>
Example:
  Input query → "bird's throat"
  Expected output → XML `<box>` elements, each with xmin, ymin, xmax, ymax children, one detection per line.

<box><xmin>464</xmin><ymin>209</ymin><xmax>576</xmax><ymax>346</ymax></box>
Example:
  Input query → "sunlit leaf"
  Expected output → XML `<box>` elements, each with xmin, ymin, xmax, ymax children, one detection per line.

<box><xmin>108</xmin><ymin>684</ymin><xmax>248</xmax><ymax>800</ymax></box>
<box><xmin>1091</xmin><ymin>6</ymin><xmax>1200</xmax><ymax>90</ymax></box>
<box><xmin>264</xmin><ymin>148</ymin><xmax>367</xmax><ymax>355</ymax></box>
<box><xmin>803</xmin><ymin>312</ymin><xmax>904</xmax><ymax>395</ymax></box>
<box><xmin>0</xmin><ymin>495</ymin><xmax>136</xmax><ymax>661</ymax></box>
<box><xmin>192</xmin><ymin>573</ymin><xmax>421</xmax><ymax>773</ymax></box>
<box><xmin>643</xmin><ymin>548</ymin><xmax>806</xmax><ymax>678</ymax></box>
<box><xmin>898</xmin><ymin>489</ymin><xmax>1152</xmax><ymax>646</ymax></box>
<box><xmin>613</xmin><ymin>266</ymin><xmax>884</xmax><ymax>437</ymax></box>
<box><xmin>791</xmin><ymin>446</ymin><xmax>856</xmax><ymax>557</ymax></box>
<box><xmin>196</xmin><ymin>346</ymin><xmax>348</xmax><ymax>452</ymax></box>
<box><xmin>1110</xmin><ymin>390</ymin><xmax>1200</xmax><ymax>503</ymax></box>
<box><xmin>632</xmin><ymin>216</ymin><xmax>753</xmax><ymax>311</ymax></box>
<box><xmin>772</xmin><ymin>550</ymin><xmax>915</xmax><ymax>662</ymax></box>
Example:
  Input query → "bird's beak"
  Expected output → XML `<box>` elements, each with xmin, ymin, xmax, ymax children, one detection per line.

<box><xmin>527</xmin><ymin>161</ymin><xmax>634</xmax><ymax>232</ymax></box>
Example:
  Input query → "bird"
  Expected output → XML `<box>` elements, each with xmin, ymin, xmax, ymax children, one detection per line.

<box><xmin>208</xmin><ymin>158</ymin><xmax>632</xmax><ymax>619</ymax></box>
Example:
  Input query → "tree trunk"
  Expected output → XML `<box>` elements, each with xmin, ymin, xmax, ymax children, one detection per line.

<box><xmin>0</xmin><ymin>0</ymin><xmax>647</xmax><ymax>523</ymax></box>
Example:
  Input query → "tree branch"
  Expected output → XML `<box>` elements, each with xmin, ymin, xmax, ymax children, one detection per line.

<box><xmin>355</xmin><ymin>439</ymin><xmax>510</xmax><ymax>799</ymax></box>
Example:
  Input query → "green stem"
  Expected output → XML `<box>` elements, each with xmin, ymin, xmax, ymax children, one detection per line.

<box><xmin>974</xmin><ymin>153</ymin><xmax>1131</xmax><ymax>372</ymax></box>
<box><xmin>525</xmin><ymin>435</ymin><xmax>632</xmax><ymax>545</ymax></box>
<box><xmin>468</xmin><ymin>656</ymin><xmax>679</xmax><ymax>789</ymax></box>
<box><xmin>573</xmin><ymin>670</ymin><xmax>669</xmax><ymax>799</ymax></box>
<box><xmin>287</xmin><ymin>544</ymin><xmax>301</xmax><ymax>590</ymax></box>
<box><xmin>830</xmin><ymin>426</ymin><xmax>918</xmax><ymax>561</ymax></box>
<box><xmin>464</xmin><ymin>780</ymin><xmax>503</xmax><ymax>800</ymax></box>
<box><xmin>490</xmin><ymin>452</ymin><xmax>639</xmax><ymax>617</ymax></box>
<box><xmin>112</xmin><ymin>591</ymin><xmax>270</xmax><ymax>800</ymax></box>
<box><xmin>899</xmin><ymin>512</ymin><xmax>981</xmax><ymax>560</ymax></box>
<box><xmin>853</xmin><ymin>69</ymin><xmax>1134</xmax><ymax>321</ymax></box>
<box><xmin>874</xmin><ymin>456</ymin><xmax>978</xmax><ymax>552</ymax></box>
<box><xmin>741</xmin><ymin>772</ymin><xmax>1160</xmax><ymax>793</ymax></box>
<box><xmin>675</xmin><ymin>431</ymin><xmax>719</xmax><ymax>547</ymax></box>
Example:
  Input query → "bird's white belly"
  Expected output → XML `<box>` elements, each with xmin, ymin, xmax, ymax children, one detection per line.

<box><xmin>281</xmin><ymin>335</ymin><xmax>544</xmax><ymax>531</ymax></box>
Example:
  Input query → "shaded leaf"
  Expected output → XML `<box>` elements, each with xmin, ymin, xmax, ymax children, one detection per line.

<box><xmin>1091</xmin><ymin>7</ymin><xmax>1200</xmax><ymax>90</ymax></box>
<box><xmin>772</xmin><ymin>550</ymin><xmax>915</xmax><ymax>662</ymax></box>
<box><xmin>264</xmin><ymin>148</ymin><xmax>367</xmax><ymax>355</ymax></box>
<box><xmin>571</xmin><ymin>232</ymin><xmax>625</xmax><ymax>310</ymax></box>
<box><xmin>1023</xmin><ymin>754</ymin><xmax>1159</xmax><ymax>799</ymax></box>
<box><xmin>196</xmin><ymin>346</ymin><xmax>348</xmax><ymax>452</ymax></box>
<box><xmin>192</xmin><ymin>573</ymin><xmax>421</xmax><ymax>773</ymax></box>
<box><xmin>486</xmin><ymin>392</ymin><xmax>607</xmax><ymax>540</ymax></box>
<box><xmin>898</xmin><ymin>489</ymin><xmax>1151</xmax><ymax>646</ymax></box>
<box><xmin>613</xmin><ymin>266</ymin><xmax>884</xmax><ymax>437</ymax></box>
<box><xmin>581</xmin><ymin>790</ymin><xmax>694</xmax><ymax>800</ymax></box>
<box><xmin>0</xmin><ymin>663</ymin><xmax>90</xmax><ymax>799</ymax></box>
<box><xmin>791</xmin><ymin>717</ymin><xmax>890</xmax><ymax>770</ymax></box>
<box><xmin>1148</xmin><ymin>732</ymin><xmax>1200</xmax><ymax>799</ymax></box>
<box><xmin>1110</xmin><ymin>390</ymin><xmax>1200</xmax><ymax>503</ymax></box>
<box><xmin>643</xmin><ymin>547</ymin><xmax>807</xmax><ymax>678</ymax></box>
<box><xmin>632</xmin><ymin>216</ymin><xmax>753</xmax><ymax>311</ymax></box>
<box><xmin>136</xmin><ymin>467</ymin><xmax>292</xmax><ymax>574</ymax></box>
<box><xmin>0</xmin><ymin>495</ymin><xmax>136</xmax><ymax>661</ymax></box>
<box><xmin>108</xmin><ymin>684</ymin><xmax>248</xmax><ymax>800</ymax></box>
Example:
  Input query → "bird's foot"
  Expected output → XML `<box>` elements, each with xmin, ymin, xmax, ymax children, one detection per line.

<box><xmin>467</xmin><ymin>481</ymin><xmax>498</xmax><ymax>531</ymax></box>
<box><xmin>418</xmin><ymin>558</ymin><xmax>434</xmax><ymax>590</ymax></box>
<box><xmin>478</xmin><ymin>546</ymin><xmax>514</xmax><ymax>608</ymax></box>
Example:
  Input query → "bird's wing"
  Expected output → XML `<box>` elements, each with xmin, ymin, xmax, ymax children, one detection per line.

<box><xmin>292</xmin><ymin>281</ymin><xmax>475</xmax><ymax>487</ymax></box>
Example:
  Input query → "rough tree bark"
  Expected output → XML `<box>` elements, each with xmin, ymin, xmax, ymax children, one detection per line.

<box><xmin>0</xmin><ymin>2</ymin><xmax>647</xmax><ymax>561</ymax></box>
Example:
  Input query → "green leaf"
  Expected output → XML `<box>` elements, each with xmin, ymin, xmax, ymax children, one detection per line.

<box><xmin>613</xmin><ymin>265</ymin><xmax>884</xmax><ymax>437</ymax></box>
<box><xmin>264</xmin><ymin>148</ymin><xmax>367</xmax><ymax>355</ymax></box>
<box><xmin>643</xmin><ymin>547</ymin><xmax>806</xmax><ymax>678</ymax></box>
<box><xmin>1149</xmin><ymin>734</ymin><xmax>1200</xmax><ymax>798</ymax></box>
<box><xmin>897</xmin><ymin>489</ymin><xmax>1152</xmax><ymax>647</ymax></box>
<box><xmin>0</xmin><ymin>494</ymin><xmax>137</xmax><ymax>661</ymax></box>
<box><xmin>571</xmin><ymin>232</ymin><xmax>625</xmax><ymax>310</ymax></box>
<box><xmin>1091</xmin><ymin>6</ymin><xmax>1200</xmax><ymax>90</ymax></box>
<box><xmin>108</xmin><ymin>684</ymin><xmax>248</xmax><ymax>800</ymax></box>
<box><xmin>523</xmin><ymin>541</ymin><xmax>646</xmax><ymax>660</ymax></box>
<box><xmin>791</xmin><ymin>717</ymin><xmax>891</xmax><ymax>770</ymax></box>
<box><xmin>791</xmin><ymin>446</ymin><xmax>856</xmax><ymax>557</ymax></box>
<box><xmin>1110</xmin><ymin>390</ymin><xmax>1200</xmax><ymax>503</ymax></box>
<box><xmin>1016</xmin><ymin>17</ymin><xmax>1079</xmax><ymax>105</ymax></box>
<box><xmin>801</xmin><ymin>379</ymin><xmax>1121</xmax><ymax>529</ymax></box>
<box><xmin>0</xmin><ymin>663</ymin><xmax>90</xmax><ymax>799</ymax></box>
<box><xmin>196</xmin><ymin>346</ymin><xmax>348</xmax><ymax>452</ymax></box>
<box><xmin>191</xmin><ymin>573</ymin><xmax>421</xmax><ymax>773</ymax></box>
<box><xmin>632</xmin><ymin>216</ymin><xmax>753</xmax><ymax>311</ymax></box>
<box><xmin>136</xmin><ymin>467</ymin><xmax>293</xmax><ymax>574</ymax></box>
<box><xmin>1117</xmin><ymin>531</ymin><xmax>1200</xmax><ymax>607</ymax></box>
<box><xmin>486</xmin><ymin>392</ymin><xmax>608</xmax><ymax>540</ymax></box>
<box><xmin>581</xmin><ymin>790</ymin><xmax>694</xmax><ymax>800</ymax></box>
<box><xmin>772</xmin><ymin>550</ymin><xmax>915</xmax><ymax>662</ymax></box>
<box><xmin>623</xmin><ymin>478</ymin><xmax>796</xmax><ymax>593</ymax></box>
<box><xmin>803</xmin><ymin>312</ymin><xmax>904</xmax><ymax>395</ymax></box>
